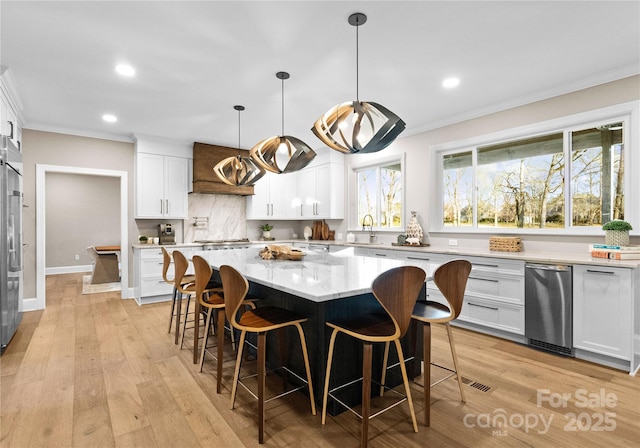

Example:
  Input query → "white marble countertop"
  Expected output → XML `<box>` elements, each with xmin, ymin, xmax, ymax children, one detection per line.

<box><xmin>194</xmin><ymin>247</ymin><xmax>440</xmax><ymax>303</ymax></box>
<box><xmin>132</xmin><ymin>240</ymin><xmax>640</xmax><ymax>268</ymax></box>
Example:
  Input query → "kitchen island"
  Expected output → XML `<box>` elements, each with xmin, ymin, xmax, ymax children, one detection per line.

<box><xmin>195</xmin><ymin>246</ymin><xmax>438</xmax><ymax>415</ymax></box>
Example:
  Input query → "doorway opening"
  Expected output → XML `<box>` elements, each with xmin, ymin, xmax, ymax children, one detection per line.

<box><xmin>34</xmin><ymin>164</ymin><xmax>128</xmax><ymax>310</ymax></box>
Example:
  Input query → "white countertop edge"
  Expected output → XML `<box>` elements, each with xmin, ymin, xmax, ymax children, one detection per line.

<box><xmin>133</xmin><ymin>240</ymin><xmax>640</xmax><ymax>268</ymax></box>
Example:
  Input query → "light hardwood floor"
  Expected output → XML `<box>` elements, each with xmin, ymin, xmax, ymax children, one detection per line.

<box><xmin>1</xmin><ymin>273</ymin><xmax>638</xmax><ymax>447</ymax></box>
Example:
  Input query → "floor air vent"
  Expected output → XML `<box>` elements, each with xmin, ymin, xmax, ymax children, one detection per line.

<box><xmin>460</xmin><ymin>376</ymin><xmax>492</xmax><ymax>393</ymax></box>
<box><xmin>528</xmin><ymin>339</ymin><xmax>574</xmax><ymax>357</ymax></box>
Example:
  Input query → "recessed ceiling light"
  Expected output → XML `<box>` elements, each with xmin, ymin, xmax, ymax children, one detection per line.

<box><xmin>442</xmin><ymin>77</ymin><xmax>460</xmax><ymax>89</ymax></box>
<box><xmin>115</xmin><ymin>64</ymin><xmax>135</xmax><ymax>77</ymax></box>
<box><xmin>102</xmin><ymin>114</ymin><xmax>117</xmax><ymax>123</ymax></box>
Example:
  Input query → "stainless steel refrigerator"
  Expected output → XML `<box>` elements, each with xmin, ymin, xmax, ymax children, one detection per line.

<box><xmin>1</xmin><ymin>134</ymin><xmax>23</xmax><ymax>353</ymax></box>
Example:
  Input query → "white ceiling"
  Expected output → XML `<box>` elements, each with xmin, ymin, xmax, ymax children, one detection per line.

<box><xmin>1</xmin><ymin>1</ymin><xmax>639</xmax><ymax>150</ymax></box>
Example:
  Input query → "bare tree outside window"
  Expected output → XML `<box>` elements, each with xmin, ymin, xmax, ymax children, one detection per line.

<box><xmin>357</xmin><ymin>161</ymin><xmax>403</xmax><ymax>229</ymax></box>
<box><xmin>441</xmin><ymin>121</ymin><xmax>625</xmax><ymax>231</ymax></box>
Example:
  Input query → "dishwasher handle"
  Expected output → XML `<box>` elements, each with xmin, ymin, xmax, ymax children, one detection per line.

<box><xmin>525</xmin><ymin>263</ymin><xmax>571</xmax><ymax>272</ymax></box>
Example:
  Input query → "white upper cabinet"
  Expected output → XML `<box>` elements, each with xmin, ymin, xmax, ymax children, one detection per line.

<box><xmin>247</xmin><ymin>148</ymin><xmax>344</xmax><ymax>221</ymax></box>
<box><xmin>293</xmin><ymin>149</ymin><xmax>344</xmax><ymax>220</ymax></box>
<box><xmin>246</xmin><ymin>172</ymin><xmax>298</xmax><ymax>219</ymax></box>
<box><xmin>134</xmin><ymin>136</ymin><xmax>192</xmax><ymax>219</ymax></box>
<box><xmin>1</xmin><ymin>67</ymin><xmax>23</xmax><ymax>149</ymax></box>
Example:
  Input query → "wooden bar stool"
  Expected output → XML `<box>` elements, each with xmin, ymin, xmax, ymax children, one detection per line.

<box><xmin>173</xmin><ymin>250</ymin><xmax>222</xmax><ymax>362</ymax></box>
<box><xmin>381</xmin><ymin>259</ymin><xmax>472</xmax><ymax>427</ymax></box>
<box><xmin>220</xmin><ymin>264</ymin><xmax>316</xmax><ymax>444</ymax></box>
<box><xmin>193</xmin><ymin>256</ymin><xmax>256</xmax><ymax>394</ymax></box>
<box><xmin>321</xmin><ymin>266</ymin><xmax>425</xmax><ymax>448</ymax></box>
<box><xmin>161</xmin><ymin>247</ymin><xmax>195</xmax><ymax>343</ymax></box>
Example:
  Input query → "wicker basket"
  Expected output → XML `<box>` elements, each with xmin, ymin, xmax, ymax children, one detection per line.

<box><xmin>489</xmin><ymin>236</ymin><xmax>522</xmax><ymax>252</ymax></box>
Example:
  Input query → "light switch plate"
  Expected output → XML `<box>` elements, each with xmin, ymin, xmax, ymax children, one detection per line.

<box><xmin>449</xmin><ymin>239</ymin><xmax>458</xmax><ymax>246</ymax></box>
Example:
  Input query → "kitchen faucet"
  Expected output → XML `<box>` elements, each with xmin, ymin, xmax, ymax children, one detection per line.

<box><xmin>362</xmin><ymin>214</ymin><xmax>376</xmax><ymax>243</ymax></box>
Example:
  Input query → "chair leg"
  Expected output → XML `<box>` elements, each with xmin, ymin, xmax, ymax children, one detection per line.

<box><xmin>174</xmin><ymin>292</ymin><xmax>182</xmax><ymax>345</ymax></box>
<box><xmin>361</xmin><ymin>342</ymin><xmax>372</xmax><ymax>448</ymax></box>
<box><xmin>394</xmin><ymin>339</ymin><xmax>418</xmax><ymax>433</ymax></box>
<box><xmin>379</xmin><ymin>341</ymin><xmax>391</xmax><ymax>396</ymax></box>
<box><xmin>199</xmin><ymin>307</ymin><xmax>213</xmax><ymax>372</ymax></box>
<box><xmin>257</xmin><ymin>332</ymin><xmax>266</xmax><ymax>444</ymax></box>
<box><xmin>230</xmin><ymin>330</ymin><xmax>247</xmax><ymax>410</ymax></box>
<box><xmin>321</xmin><ymin>328</ymin><xmax>339</xmax><ymax>425</ymax></box>
<box><xmin>294</xmin><ymin>323</ymin><xmax>316</xmax><ymax>415</ymax></box>
<box><xmin>168</xmin><ymin>287</ymin><xmax>177</xmax><ymax>333</ymax></box>
<box><xmin>216</xmin><ymin>308</ymin><xmax>225</xmax><ymax>394</ymax></box>
<box><xmin>423</xmin><ymin>322</ymin><xmax>431</xmax><ymax>427</ymax></box>
<box><xmin>278</xmin><ymin>327</ymin><xmax>289</xmax><ymax>391</ymax></box>
<box><xmin>180</xmin><ymin>294</ymin><xmax>191</xmax><ymax>350</ymax></box>
<box><xmin>445</xmin><ymin>323</ymin><xmax>466</xmax><ymax>403</ymax></box>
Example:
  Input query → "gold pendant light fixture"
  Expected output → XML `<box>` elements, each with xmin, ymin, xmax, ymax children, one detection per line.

<box><xmin>312</xmin><ymin>13</ymin><xmax>406</xmax><ymax>154</ymax></box>
<box><xmin>214</xmin><ymin>105</ymin><xmax>265</xmax><ymax>186</ymax></box>
<box><xmin>250</xmin><ymin>71</ymin><xmax>316</xmax><ymax>173</ymax></box>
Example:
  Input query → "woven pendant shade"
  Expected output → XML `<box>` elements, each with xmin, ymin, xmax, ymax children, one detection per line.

<box><xmin>312</xmin><ymin>13</ymin><xmax>405</xmax><ymax>154</ymax></box>
<box><xmin>312</xmin><ymin>100</ymin><xmax>405</xmax><ymax>154</ymax></box>
<box><xmin>250</xmin><ymin>71</ymin><xmax>316</xmax><ymax>174</ymax></box>
<box><xmin>213</xmin><ymin>154</ymin><xmax>265</xmax><ymax>187</ymax></box>
<box><xmin>250</xmin><ymin>135</ymin><xmax>316</xmax><ymax>174</ymax></box>
<box><xmin>213</xmin><ymin>105</ymin><xmax>265</xmax><ymax>186</ymax></box>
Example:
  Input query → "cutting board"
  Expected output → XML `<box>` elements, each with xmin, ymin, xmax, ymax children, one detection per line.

<box><xmin>321</xmin><ymin>220</ymin><xmax>329</xmax><ymax>240</ymax></box>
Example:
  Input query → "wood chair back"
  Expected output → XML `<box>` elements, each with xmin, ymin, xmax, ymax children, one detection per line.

<box><xmin>172</xmin><ymin>250</ymin><xmax>190</xmax><ymax>292</ymax></box>
<box><xmin>161</xmin><ymin>246</ymin><xmax>173</xmax><ymax>285</ymax></box>
<box><xmin>433</xmin><ymin>259</ymin><xmax>472</xmax><ymax>319</ymax></box>
<box><xmin>371</xmin><ymin>266</ymin><xmax>426</xmax><ymax>338</ymax></box>
<box><xmin>192</xmin><ymin>256</ymin><xmax>214</xmax><ymax>306</ymax></box>
<box><xmin>220</xmin><ymin>265</ymin><xmax>249</xmax><ymax>329</ymax></box>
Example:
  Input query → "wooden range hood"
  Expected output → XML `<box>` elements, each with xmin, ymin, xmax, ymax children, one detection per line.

<box><xmin>192</xmin><ymin>142</ymin><xmax>255</xmax><ymax>195</ymax></box>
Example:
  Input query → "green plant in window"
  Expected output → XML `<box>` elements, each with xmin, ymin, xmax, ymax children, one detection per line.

<box><xmin>602</xmin><ymin>220</ymin><xmax>632</xmax><ymax>231</ymax></box>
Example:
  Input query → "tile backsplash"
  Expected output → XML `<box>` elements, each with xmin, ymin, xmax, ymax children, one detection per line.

<box><xmin>184</xmin><ymin>193</ymin><xmax>246</xmax><ymax>242</ymax></box>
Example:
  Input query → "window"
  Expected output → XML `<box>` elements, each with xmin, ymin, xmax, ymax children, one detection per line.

<box><xmin>355</xmin><ymin>158</ymin><xmax>403</xmax><ymax>230</ymax></box>
<box><xmin>435</xmin><ymin>102</ymin><xmax>637</xmax><ymax>234</ymax></box>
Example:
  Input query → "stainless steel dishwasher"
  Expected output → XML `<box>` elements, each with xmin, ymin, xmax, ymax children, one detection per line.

<box><xmin>525</xmin><ymin>263</ymin><xmax>573</xmax><ymax>356</ymax></box>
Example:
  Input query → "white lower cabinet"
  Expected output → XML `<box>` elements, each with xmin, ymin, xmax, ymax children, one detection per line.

<box><xmin>133</xmin><ymin>245</ymin><xmax>200</xmax><ymax>305</ymax></box>
<box><xmin>573</xmin><ymin>264</ymin><xmax>632</xmax><ymax>361</ymax></box>
<box><xmin>434</xmin><ymin>256</ymin><xmax>525</xmax><ymax>336</ymax></box>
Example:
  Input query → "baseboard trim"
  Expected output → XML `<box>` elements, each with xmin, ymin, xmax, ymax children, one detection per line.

<box><xmin>45</xmin><ymin>265</ymin><xmax>92</xmax><ymax>275</ymax></box>
<box><xmin>21</xmin><ymin>297</ymin><xmax>40</xmax><ymax>312</ymax></box>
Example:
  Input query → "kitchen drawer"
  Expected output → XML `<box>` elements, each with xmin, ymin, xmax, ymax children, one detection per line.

<box><xmin>466</xmin><ymin>256</ymin><xmax>524</xmax><ymax>276</ymax></box>
<box><xmin>139</xmin><ymin>248</ymin><xmax>165</xmax><ymax>259</ymax></box>
<box><xmin>465</xmin><ymin>273</ymin><xmax>523</xmax><ymax>305</ymax></box>
<box><xmin>140</xmin><ymin>276</ymin><xmax>173</xmax><ymax>297</ymax></box>
<box><xmin>141</xmin><ymin>258</ymin><xmax>166</xmax><ymax>276</ymax></box>
<box><xmin>459</xmin><ymin>296</ymin><xmax>524</xmax><ymax>335</ymax></box>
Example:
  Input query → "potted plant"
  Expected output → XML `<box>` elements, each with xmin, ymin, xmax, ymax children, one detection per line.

<box><xmin>602</xmin><ymin>220</ymin><xmax>632</xmax><ymax>246</ymax></box>
<box><xmin>259</xmin><ymin>223</ymin><xmax>273</xmax><ymax>239</ymax></box>
<box><xmin>138</xmin><ymin>235</ymin><xmax>148</xmax><ymax>244</ymax></box>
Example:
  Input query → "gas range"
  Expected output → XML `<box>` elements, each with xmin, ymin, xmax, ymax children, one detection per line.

<box><xmin>194</xmin><ymin>238</ymin><xmax>251</xmax><ymax>250</ymax></box>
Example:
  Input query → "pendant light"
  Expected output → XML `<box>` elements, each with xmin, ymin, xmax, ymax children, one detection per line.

<box><xmin>312</xmin><ymin>13</ymin><xmax>405</xmax><ymax>154</ymax></box>
<box><xmin>214</xmin><ymin>105</ymin><xmax>265</xmax><ymax>186</ymax></box>
<box><xmin>250</xmin><ymin>71</ymin><xmax>316</xmax><ymax>173</ymax></box>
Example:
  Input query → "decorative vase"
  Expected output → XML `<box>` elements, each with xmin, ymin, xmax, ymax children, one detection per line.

<box><xmin>406</xmin><ymin>211</ymin><xmax>423</xmax><ymax>243</ymax></box>
<box><xmin>262</xmin><ymin>230</ymin><xmax>271</xmax><ymax>239</ymax></box>
<box><xmin>605</xmin><ymin>230</ymin><xmax>629</xmax><ymax>246</ymax></box>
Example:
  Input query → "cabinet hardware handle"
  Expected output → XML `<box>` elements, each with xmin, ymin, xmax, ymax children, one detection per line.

<box><xmin>7</xmin><ymin>121</ymin><xmax>14</xmax><ymax>139</ymax></box>
<box><xmin>374</xmin><ymin>253</ymin><xmax>387</xmax><ymax>257</ymax></box>
<box><xmin>166</xmin><ymin>199</ymin><xmax>169</xmax><ymax>214</ymax></box>
<box><xmin>468</xmin><ymin>302</ymin><xmax>499</xmax><ymax>311</ymax></box>
<box><xmin>160</xmin><ymin>199</ymin><xmax>163</xmax><ymax>214</ymax></box>
<box><xmin>300</xmin><ymin>204</ymin><xmax>303</xmax><ymax>216</ymax></box>
<box><xmin>473</xmin><ymin>263</ymin><xmax>499</xmax><ymax>268</ymax></box>
<box><xmin>468</xmin><ymin>276</ymin><xmax>499</xmax><ymax>283</ymax></box>
<box><xmin>407</xmin><ymin>256</ymin><xmax>429</xmax><ymax>261</ymax></box>
<box><xmin>270</xmin><ymin>204</ymin><xmax>273</xmax><ymax>216</ymax></box>
<box><xmin>586</xmin><ymin>269</ymin><xmax>615</xmax><ymax>275</ymax></box>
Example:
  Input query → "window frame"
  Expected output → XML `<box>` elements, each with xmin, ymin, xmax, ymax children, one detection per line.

<box><xmin>430</xmin><ymin>101</ymin><xmax>639</xmax><ymax>236</ymax></box>
<box><xmin>348</xmin><ymin>153</ymin><xmax>406</xmax><ymax>232</ymax></box>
